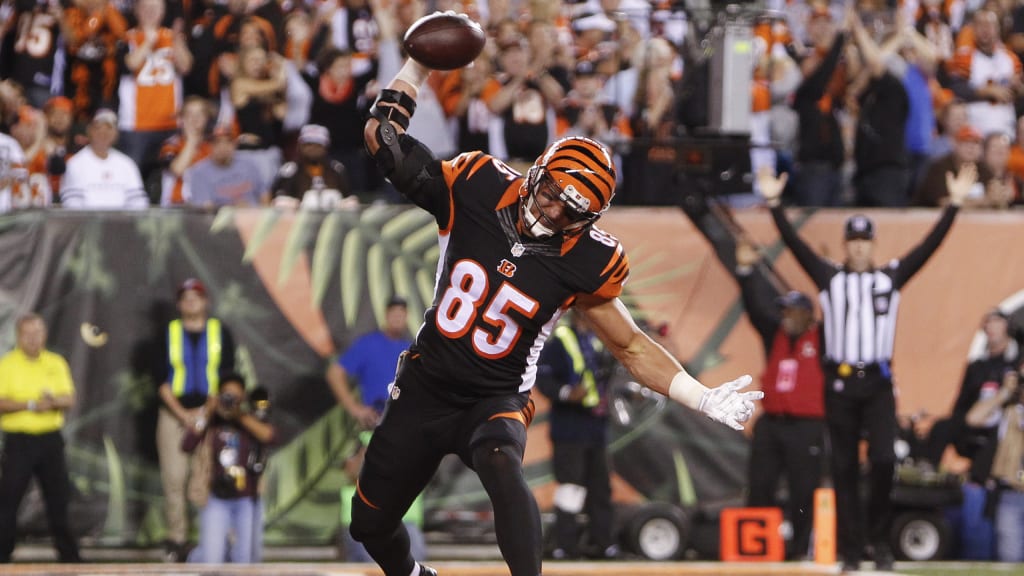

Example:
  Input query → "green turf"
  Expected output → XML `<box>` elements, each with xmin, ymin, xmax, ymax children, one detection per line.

<box><xmin>899</xmin><ymin>564</ymin><xmax>1024</xmax><ymax>576</ymax></box>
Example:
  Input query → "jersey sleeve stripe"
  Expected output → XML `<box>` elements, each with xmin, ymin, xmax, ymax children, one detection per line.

<box><xmin>600</xmin><ymin>244</ymin><xmax>625</xmax><ymax>276</ymax></box>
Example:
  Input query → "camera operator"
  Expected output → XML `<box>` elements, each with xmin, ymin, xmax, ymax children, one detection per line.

<box><xmin>966</xmin><ymin>365</ymin><xmax>1024</xmax><ymax>562</ymax></box>
<box><xmin>182</xmin><ymin>374</ymin><xmax>275</xmax><ymax>564</ymax></box>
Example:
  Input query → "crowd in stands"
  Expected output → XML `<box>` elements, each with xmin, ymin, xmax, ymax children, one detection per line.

<box><xmin>2</xmin><ymin>0</ymin><xmax>1024</xmax><ymax>209</ymax></box>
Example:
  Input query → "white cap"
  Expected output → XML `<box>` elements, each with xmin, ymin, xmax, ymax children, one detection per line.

<box><xmin>91</xmin><ymin>108</ymin><xmax>118</xmax><ymax>126</ymax></box>
<box><xmin>298</xmin><ymin>124</ymin><xmax>330</xmax><ymax>147</ymax></box>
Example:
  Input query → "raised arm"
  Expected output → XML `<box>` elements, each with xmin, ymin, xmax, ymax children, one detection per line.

<box><xmin>892</xmin><ymin>165</ymin><xmax>975</xmax><ymax>288</ymax></box>
<box><xmin>758</xmin><ymin>168</ymin><xmax>834</xmax><ymax>288</ymax></box>
<box><xmin>575</xmin><ymin>295</ymin><xmax>761</xmax><ymax>431</ymax></box>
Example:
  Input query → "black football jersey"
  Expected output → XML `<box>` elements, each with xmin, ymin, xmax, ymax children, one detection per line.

<box><xmin>410</xmin><ymin>151</ymin><xmax>629</xmax><ymax>400</ymax></box>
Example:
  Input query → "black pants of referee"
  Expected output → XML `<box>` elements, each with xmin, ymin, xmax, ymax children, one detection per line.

<box><xmin>0</xmin><ymin>431</ymin><xmax>80</xmax><ymax>563</ymax></box>
<box><xmin>747</xmin><ymin>415</ymin><xmax>824</xmax><ymax>559</ymax></box>
<box><xmin>825</xmin><ymin>370</ymin><xmax>896</xmax><ymax>566</ymax></box>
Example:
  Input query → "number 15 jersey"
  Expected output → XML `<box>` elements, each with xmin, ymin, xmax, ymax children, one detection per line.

<box><xmin>408</xmin><ymin>151</ymin><xmax>629</xmax><ymax>400</ymax></box>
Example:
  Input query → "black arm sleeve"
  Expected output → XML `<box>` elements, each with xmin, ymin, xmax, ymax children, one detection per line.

<box><xmin>371</xmin><ymin>131</ymin><xmax>452</xmax><ymax>227</ymax></box>
<box><xmin>891</xmin><ymin>205</ymin><xmax>959</xmax><ymax>289</ymax></box>
<box><xmin>950</xmin><ymin>364</ymin><xmax>982</xmax><ymax>423</ymax></box>
<box><xmin>770</xmin><ymin>206</ymin><xmax>835</xmax><ymax>289</ymax></box>
<box><xmin>737</xmin><ymin>270</ymin><xmax>782</xmax><ymax>355</ymax></box>
<box><xmin>793</xmin><ymin>33</ymin><xmax>846</xmax><ymax>107</ymax></box>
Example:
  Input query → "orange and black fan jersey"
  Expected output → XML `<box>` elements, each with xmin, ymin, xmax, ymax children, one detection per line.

<box><xmin>406</xmin><ymin>150</ymin><xmax>629</xmax><ymax>400</ymax></box>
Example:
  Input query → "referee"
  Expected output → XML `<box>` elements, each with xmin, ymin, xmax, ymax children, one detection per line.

<box><xmin>0</xmin><ymin>314</ymin><xmax>80</xmax><ymax>563</ymax></box>
<box><xmin>758</xmin><ymin>166</ymin><xmax>976</xmax><ymax>571</ymax></box>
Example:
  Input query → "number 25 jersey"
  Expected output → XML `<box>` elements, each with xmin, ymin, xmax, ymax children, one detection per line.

<box><xmin>410</xmin><ymin>151</ymin><xmax>629</xmax><ymax>399</ymax></box>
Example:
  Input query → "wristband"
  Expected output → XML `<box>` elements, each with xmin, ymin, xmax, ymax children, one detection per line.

<box><xmin>668</xmin><ymin>371</ymin><xmax>709</xmax><ymax>410</ymax></box>
<box><xmin>394</xmin><ymin>60</ymin><xmax>430</xmax><ymax>93</ymax></box>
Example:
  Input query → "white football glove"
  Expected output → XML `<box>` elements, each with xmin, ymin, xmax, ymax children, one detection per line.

<box><xmin>697</xmin><ymin>375</ymin><xmax>763</xmax><ymax>431</ymax></box>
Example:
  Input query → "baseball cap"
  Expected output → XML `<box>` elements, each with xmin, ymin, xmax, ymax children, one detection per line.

<box><xmin>386</xmin><ymin>295</ymin><xmax>408</xmax><ymax>308</ymax></box>
<box><xmin>177</xmin><ymin>277</ymin><xmax>207</xmax><ymax>299</ymax></box>
<box><xmin>572</xmin><ymin>12</ymin><xmax>617</xmax><ymax>33</ymax></box>
<box><xmin>954</xmin><ymin>125</ymin><xmax>983</xmax><ymax>143</ymax></box>
<box><xmin>776</xmin><ymin>290</ymin><xmax>813</xmax><ymax>311</ymax></box>
<box><xmin>844</xmin><ymin>214</ymin><xmax>875</xmax><ymax>241</ymax></box>
<box><xmin>298</xmin><ymin>124</ymin><xmax>331</xmax><ymax>147</ymax></box>
<box><xmin>91</xmin><ymin>108</ymin><xmax>118</xmax><ymax>126</ymax></box>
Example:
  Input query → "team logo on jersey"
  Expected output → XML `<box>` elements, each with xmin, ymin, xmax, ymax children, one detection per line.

<box><xmin>497</xmin><ymin>259</ymin><xmax>517</xmax><ymax>278</ymax></box>
<box><xmin>511</xmin><ymin>242</ymin><xmax>525</xmax><ymax>258</ymax></box>
<box><xmin>801</xmin><ymin>341</ymin><xmax>817</xmax><ymax>358</ymax></box>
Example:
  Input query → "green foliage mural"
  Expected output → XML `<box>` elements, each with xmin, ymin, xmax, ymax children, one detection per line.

<box><xmin>0</xmin><ymin>207</ymin><xmax>747</xmax><ymax>547</ymax></box>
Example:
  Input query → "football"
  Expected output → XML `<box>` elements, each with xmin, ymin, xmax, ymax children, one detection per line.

<box><xmin>402</xmin><ymin>12</ymin><xmax>486</xmax><ymax>71</ymax></box>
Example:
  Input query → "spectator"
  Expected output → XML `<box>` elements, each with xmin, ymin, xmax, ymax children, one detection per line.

<box><xmin>535</xmin><ymin>312</ymin><xmax>618</xmax><ymax>560</ymax></box>
<box><xmin>156</xmin><ymin>278</ymin><xmax>236</xmax><ymax>563</ymax></box>
<box><xmin>556</xmin><ymin>59</ymin><xmax>629</xmax><ymax>145</ymax></box>
<box><xmin>965</xmin><ymin>366</ymin><xmax>1024</xmax><ymax>562</ymax></box>
<box><xmin>930</xmin><ymin>100</ymin><xmax>968</xmax><ymax>159</ymax></box>
<box><xmin>7</xmin><ymin>105</ymin><xmax>52</xmax><ymax>208</ymax></box>
<box><xmin>59</xmin><ymin>108</ymin><xmax>149</xmax><ymax>209</ymax></box>
<box><xmin>7</xmin><ymin>0</ymin><xmax>66</xmax><ymax>108</ymax></box>
<box><xmin>158</xmin><ymin>96</ymin><xmax>213</xmax><ymax>206</ymax></box>
<box><xmin>946</xmin><ymin>9</ymin><xmax>1022</xmax><ymax>138</ymax></box>
<box><xmin>913</xmin><ymin>125</ymin><xmax>989</xmax><ymax>206</ymax></box>
<box><xmin>0</xmin><ymin>79</ymin><xmax>27</xmax><ymax>132</ymax></box>
<box><xmin>621</xmin><ymin>37</ymin><xmax>680</xmax><ymax>205</ymax></box>
<box><xmin>926</xmin><ymin>310</ymin><xmax>1019</xmax><ymax>481</ymax></box>
<box><xmin>117</xmin><ymin>0</ymin><xmax>193</xmax><ymax>179</ymax></box>
<box><xmin>733</xmin><ymin>240</ymin><xmax>825</xmax><ymax>560</ymax></box>
<box><xmin>63</xmin><ymin>0</ymin><xmax>128</xmax><ymax>121</ymax></box>
<box><xmin>0</xmin><ymin>314</ymin><xmax>81</xmax><ymax>564</ymax></box>
<box><xmin>302</xmin><ymin>48</ymin><xmax>373</xmax><ymax>194</ymax></box>
<box><xmin>484</xmin><ymin>36</ymin><xmax>562</xmax><ymax>169</ymax></box>
<box><xmin>848</xmin><ymin>11</ymin><xmax>910</xmax><ymax>207</ymax></box>
<box><xmin>916</xmin><ymin>0</ymin><xmax>955</xmax><ymax>62</ymax></box>
<box><xmin>758</xmin><ymin>166</ymin><xmax>976</xmax><ymax>572</ymax></box>
<box><xmin>230</xmin><ymin>46</ymin><xmax>286</xmax><ymax>187</ymax></box>
<box><xmin>438</xmin><ymin>52</ymin><xmax>495</xmax><ymax>154</ymax></box>
<box><xmin>271</xmin><ymin>124</ymin><xmax>356</xmax><ymax>210</ymax></box>
<box><xmin>980</xmin><ymin>132</ymin><xmax>1020</xmax><ymax>209</ymax></box>
<box><xmin>894</xmin><ymin>16</ymin><xmax>941</xmax><ymax>197</ymax></box>
<box><xmin>183</xmin><ymin>123</ymin><xmax>267</xmax><ymax>207</ymax></box>
<box><xmin>183</xmin><ymin>374</ymin><xmax>275</xmax><ymax>564</ymax></box>
<box><xmin>789</xmin><ymin>6</ymin><xmax>847</xmax><ymax>206</ymax></box>
<box><xmin>0</xmin><ymin>123</ymin><xmax>29</xmax><ymax>213</ymax></box>
<box><xmin>322</xmin><ymin>0</ymin><xmax>379</xmax><ymax>81</ymax></box>
<box><xmin>40</xmin><ymin>97</ymin><xmax>76</xmax><ymax>194</ymax></box>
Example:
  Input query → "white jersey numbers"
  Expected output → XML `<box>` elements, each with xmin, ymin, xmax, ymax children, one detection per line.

<box><xmin>436</xmin><ymin>259</ymin><xmax>539</xmax><ymax>359</ymax></box>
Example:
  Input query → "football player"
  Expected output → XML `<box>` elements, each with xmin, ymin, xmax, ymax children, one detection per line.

<box><xmin>351</xmin><ymin>47</ymin><xmax>763</xmax><ymax>576</ymax></box>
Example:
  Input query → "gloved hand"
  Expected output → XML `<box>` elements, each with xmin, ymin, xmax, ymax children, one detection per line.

<box><xmin>697</xmin><ymin>375</ymin><xmax>763</xmax><ymax>431</ymax></box>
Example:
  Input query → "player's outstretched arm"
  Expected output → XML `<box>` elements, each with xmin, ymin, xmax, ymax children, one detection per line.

<box><xmin>576</xmin><ymin>295</ymin><xmax>763</xmax><ymax>430</ymax></box>
<box><xmin>363</xmin><ymin>58</ymin><xmax>430</xmax><ymax>157</ymax></box>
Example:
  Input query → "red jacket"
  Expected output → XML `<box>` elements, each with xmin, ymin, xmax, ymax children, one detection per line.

<box><xmin>761</xmin><ymin>328</ymin><xmax>825</xmax><ymax>419</ymax></box>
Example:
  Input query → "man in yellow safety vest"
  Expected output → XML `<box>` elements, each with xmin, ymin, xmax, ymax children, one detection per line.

<box><xmin>156</xmin><ymin>278</ymin><xmax>235</xmax><ymax>562</ymax></box>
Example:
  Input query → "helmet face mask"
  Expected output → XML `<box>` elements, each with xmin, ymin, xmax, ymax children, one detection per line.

<box><xmin>519</xmin><ymin>137</ymin><xmax>616</xmax><ymax>239</ymax></box>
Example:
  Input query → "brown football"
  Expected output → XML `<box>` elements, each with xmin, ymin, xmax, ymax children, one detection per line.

<box><xmin>402</xmin><ymin>12</ymin><xmax>486</xmax><ymax>71</ymax></box>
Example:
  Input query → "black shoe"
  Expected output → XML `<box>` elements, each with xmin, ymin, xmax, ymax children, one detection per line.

<box><xmin>163</xmin><ymin>542</ymin><xmax>187</xmax><ymax>563</ymax></box>
<box><xmin>873</xmin><ymin>545</ymin><xmax>894</xmax><ymax>571</ymax></box>
<box><xmin>418</xmin><ymin>565</ymin><xmax>438</xmax><ymax>576</ymax></box>
<box><xmin>841</xmin><ymin>560</ymin><xmax>859</xmax><ymax>573</ymax></box>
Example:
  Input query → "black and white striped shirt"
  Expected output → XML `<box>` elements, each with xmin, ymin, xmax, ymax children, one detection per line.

<box><xmin>771</xmin><ymin>206</ymin><xmax>959</xmax><ymax>366</ymax></box>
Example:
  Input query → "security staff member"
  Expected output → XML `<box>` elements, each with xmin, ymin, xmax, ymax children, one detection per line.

<box><xmin>536</xmin><ymin>311</ymin><xmax>617</xmax><ymax>560</ymax></box>
<box><xmin>155</xmin><ymin>278</ymin><xmax>235</xmax><ymax>562</ymax></box>
<box><xmin>0</xmin><ymin>314</ymin><xmax>81</xmax><ymax>563</ymax></box>
<box><xmin>759</xmin><ymin>166</ymin><xmax>975</xmax><ymax>571</ymax></box>
<box><xmin>735</xmin><ymin>240</ymin><xmax>825</xmax><ymax>560</ymax></box>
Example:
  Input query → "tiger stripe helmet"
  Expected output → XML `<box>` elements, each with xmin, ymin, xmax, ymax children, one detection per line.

<box><xmin>526</xmin><ymin>136</ymin><xmax>617</xmax><ymax>224</ymax></box>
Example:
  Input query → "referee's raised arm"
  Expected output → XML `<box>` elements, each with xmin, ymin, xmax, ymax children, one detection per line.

<box><xmin>891</xmin><ymin>165</ymin><xmax>977</xmax><ymax>288</ymax></box>
<box><xmin>757</xmin><ymin>168</ymin><xmax>834</xmax><ymax>289</ymax></box>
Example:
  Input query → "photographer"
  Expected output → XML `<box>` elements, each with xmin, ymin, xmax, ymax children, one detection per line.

<box><xmin>966</xmin><ymin>365</ymin><xmax>1024</xmax><ymax>562</ymax></box>
<box><xmin>182</xmin><ymin>374</ymin><xmax>275</xmax><ymax>564</ymax></box>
